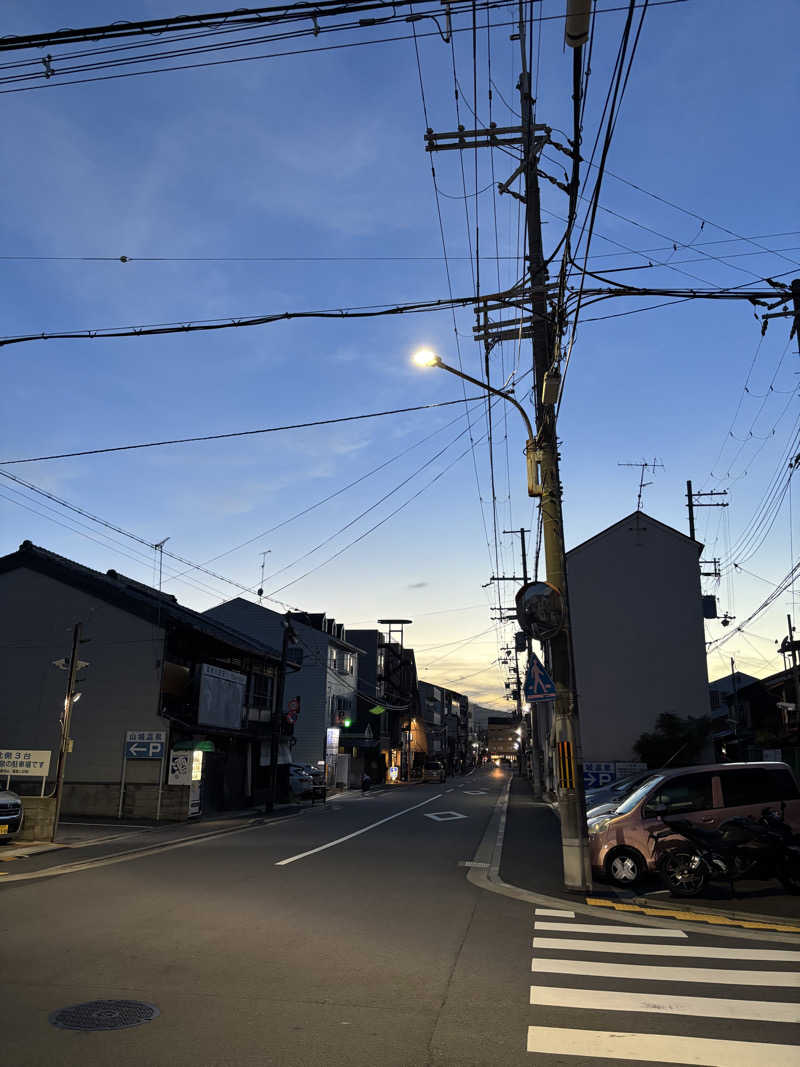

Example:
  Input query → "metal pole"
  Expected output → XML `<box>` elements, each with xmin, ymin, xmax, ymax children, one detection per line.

<box><xmin>118</xmin><ymin>741</ymin><xmax>128</xmax><ymax>819</ymax></box>
<box><xmin>686</xmin><ymin>480</ymin><xmax>696</xmax><ymax>541</ymax></box>
<box><xmin>52</xmin><ymin>622</ymin><xmax>81</xmax><ymax>842</ymax></box>
<box><xmin>155</xmin><ymin>748</ymin><xmax>166</xmax><ymax>822</ymax></box>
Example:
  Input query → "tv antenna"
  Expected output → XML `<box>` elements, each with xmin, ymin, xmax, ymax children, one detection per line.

<box><xmin>257</xmin><ymin>550</ymin><xmax>271</xmax><ymax>604</ymax></box>
<box><xmin>618</xmin><ymin>457</ymin><xmax>664</xmax><ymax>510</ymax></box>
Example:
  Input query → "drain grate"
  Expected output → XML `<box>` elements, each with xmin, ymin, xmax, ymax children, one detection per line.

<box><xmin>49</xmin><ymin>1000</ymin><xmax>160</xmax><ymax>1031</ymax></box>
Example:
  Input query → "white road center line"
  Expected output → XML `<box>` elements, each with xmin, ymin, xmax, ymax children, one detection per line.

<box><xmin>534</xmin><ymin>921</ymin><xmax>686</xmax><ymax>937</ymax></box>
<box><xmin>529</xmin><ymin>985</ymin><xmax>800</xmax><ymax>1024</ymax></box>
<box><xmin>526</xmin><ymin>1026</ymin><xmax>799</xmax><ymax>1065</ymax></box>
<box><xmin>534</xmin><ymin>908</ymin><xmax>575</xmax><ymax>918</ymax></box>
<box><xmin>531</xmin><ymin>937</ymin><xmax>800</xmax><ymax>962</ymax></box>
<box><xmin>274</xmin><ymin>794</ymin><xmax>443</xmax><ymax>866</ymax></box>
<box><xmin>531</xmin><ymin>958</ymin><xmax>800</xmax><ymax>987</ymax></box>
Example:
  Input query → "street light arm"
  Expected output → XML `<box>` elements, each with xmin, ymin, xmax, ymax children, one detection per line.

<box><xmin>435</xmin><ymin>358</ymin><xmax>535</xmax><ymax>443</ymax></box>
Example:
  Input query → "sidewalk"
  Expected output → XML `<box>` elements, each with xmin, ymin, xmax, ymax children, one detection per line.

<box><xmin>499</xmin><ymin>775</ymin><xmax>800</xmax><ymax>928</ymax></box>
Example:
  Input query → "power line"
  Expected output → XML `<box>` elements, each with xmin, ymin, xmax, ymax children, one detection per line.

<box><xmin>0</xmin><ymin>292</ymin><xmax>486</xmax><ymax>349</ymax></box>
<box><xmin>0</xmin><ymin>396</ymin><xmax>483</xmax><ymax>465</ymax></box>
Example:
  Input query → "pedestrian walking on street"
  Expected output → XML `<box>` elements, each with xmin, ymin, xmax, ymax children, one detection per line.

<box><xmin>361</xmin><ymin>772</ymin><xmax>371</xmax><ymax>794</ymax></box>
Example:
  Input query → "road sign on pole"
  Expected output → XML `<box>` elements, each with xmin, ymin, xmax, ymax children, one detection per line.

<box><xmin>124</xmin><ymin>730</ymin><xmax>166</xmax><ymax>760</ymax></box>
<box><xmin>523</xmin><ymin>653</ymin><xmax>557</xmax><ymax>702</ymax></box>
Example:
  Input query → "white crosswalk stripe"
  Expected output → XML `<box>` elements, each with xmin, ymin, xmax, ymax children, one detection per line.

<box><xmin>526</xmin><ymin>909</ymin><xmax>800</xmax><ymax>1063</ymax></box>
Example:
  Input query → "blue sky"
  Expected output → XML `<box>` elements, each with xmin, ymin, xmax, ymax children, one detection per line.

<box><xmin>1</xmin><ymin>1</ymin><xmax>798</xmax><ymax>708</ymax></box>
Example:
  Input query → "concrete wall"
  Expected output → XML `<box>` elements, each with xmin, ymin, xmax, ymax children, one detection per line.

<box><xmin>567</xmin><ymin>515</ymin><xmax>709</xmax><ymax>764</ymax></box>
<box><xmin>0</xmin><ymin>567</ymin><xmax>166</xmax><ymax>789</ymax></box>
<box><xmin>18</xmin><ymin>796</ymin><xmax>55</xmax><ymax>841</ymax></box>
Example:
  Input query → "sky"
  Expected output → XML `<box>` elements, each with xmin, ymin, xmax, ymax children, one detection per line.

<box><xmin>1</xmin><ymin>0</ymin><xmax>798</xmax><ymax>710</ymax></box>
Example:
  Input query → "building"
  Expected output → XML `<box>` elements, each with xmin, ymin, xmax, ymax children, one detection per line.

<box><xmin>0</xmin><ymin>541</ymin><xmax>283</xmax><ymax>826</ymax></box>
<box><xmin>709</xmin><ymin>667</ymin><xmax>800</xmax><ymax>776</ymax></box>
<box><xmin>533</xmin><ymin>510</ymin><xmax>710</xmax><ymax>777</ymax></box>
<box><xmin>204</xmin><ymin>600</ymin><xmax>360</xmax><ymax>787</ymax></box>
<box><xmin>487</xmin><ymin>717</ymin><xmax>520</xmax><ymax>761</ymax></box>
<box><xmin>418</xmin><ymin>682</ymin><xmax>472</xmax><ymax>772</ymax></box>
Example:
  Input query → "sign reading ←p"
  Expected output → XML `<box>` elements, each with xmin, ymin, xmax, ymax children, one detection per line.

<box><xmin>125</xmin><ymin>730</ymin><xmax>166</xmax><ymax>760</ymax></box>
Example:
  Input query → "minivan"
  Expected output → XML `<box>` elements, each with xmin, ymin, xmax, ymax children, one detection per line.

<box><xmin>588</xmin><ymin>761</ymin><xmax>800</xmax><ymax>886</ymax></box>
<box><xmin>422</xmin><ymin>760</ymin><xmax>446</xmax><ymax>783</ymax></box>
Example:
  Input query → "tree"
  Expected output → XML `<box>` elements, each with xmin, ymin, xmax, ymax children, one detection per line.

<box><xmin>633</xmin><ymin>712</ymin><xmax>712</xmax><ymax>768</ymax></box>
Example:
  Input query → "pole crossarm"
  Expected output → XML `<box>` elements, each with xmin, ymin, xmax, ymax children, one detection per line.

<box><xmin>424</xmin><ymin>123</ymin><xmax>549</xmax><ymax>153</ymax></box>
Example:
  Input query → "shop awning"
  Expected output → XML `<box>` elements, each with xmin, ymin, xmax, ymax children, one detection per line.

<box><xmin>172</xmin><ymin>739</ymin><xmax>216</xmax><ymax>751</ymax></box>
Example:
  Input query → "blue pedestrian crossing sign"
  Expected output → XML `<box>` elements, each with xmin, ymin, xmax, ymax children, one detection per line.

<box><xmin>524</xmin><ymin>654</ymin><xmax>557</xmax><ymax>702</ymax></box>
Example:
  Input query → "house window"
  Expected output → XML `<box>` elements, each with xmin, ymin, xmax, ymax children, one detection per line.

<box><xmin>246</xmin><ymin>671</ymin><xmax>275</xmax><ymax>722</ymax></box>
<box><xmin>332</xmin><ymin>650</ymin><xmax>354</xmax><ymax>675</ymax></box>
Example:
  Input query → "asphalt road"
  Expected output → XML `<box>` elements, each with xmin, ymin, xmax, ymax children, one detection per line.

<box><xmin>1</xmin><ymin>767</ymin><xmax>799</xmax><ymax>1066</ymax></box>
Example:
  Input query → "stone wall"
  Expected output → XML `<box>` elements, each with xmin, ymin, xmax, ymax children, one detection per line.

<box><xmin>61</xmin><ymin>782</ymin><xmax>190</xmax><ymax>821</ymax></box>
<box><xmin>19</xmin><ymin>796</ymin><xmax>55</xmax><ymax>841</ymax></box>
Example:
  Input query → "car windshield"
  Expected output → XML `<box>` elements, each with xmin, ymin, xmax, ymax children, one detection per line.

<box><xmin>613</xmin><ymin>775</ymin><xmax>664</xmax><ymax>816</ymax></box>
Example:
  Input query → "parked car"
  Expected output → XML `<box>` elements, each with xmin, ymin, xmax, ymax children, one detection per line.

<box><xmin>0</xmin><ymin>787</ymin><xmax>24</xmax><ymax>841</ymax></box>
<box><xmin>289</xmin><ymin>765</ymin><xmax>313</xmax><ymax>796</ymax></box>
<box><xmin>585</xmin><ymin>771</ymin><xmax>660</xmax><ymax>818</ymax></box>
<box><xmin>422</xmin><ymin>760</ymin><xmax>446</xmax><ymax>783</ymax></box>
<box><xmin>588</xmin><ymin>761</ymin><xmax>800</xmax><ymax>887</ymax></box>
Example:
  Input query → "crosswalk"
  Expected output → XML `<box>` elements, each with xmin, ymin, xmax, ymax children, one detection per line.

<box><xmin>526</xmin><ymin>906</ymin><xmax>800</xmax><ymax>1064</ymax></box>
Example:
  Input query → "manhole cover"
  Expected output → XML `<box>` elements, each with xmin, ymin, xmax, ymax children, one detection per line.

<box><xmin>49</xmin><ymin>1000</ymin><xmax>160</xmax><ymax>1031</ymax></box>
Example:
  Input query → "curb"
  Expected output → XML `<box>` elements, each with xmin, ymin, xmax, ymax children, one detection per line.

<box><xmin>466</xmin><ymin>780</ymin><xmax>800</xmax><ymax>942</ymax></box>
<box><xmin>627</xmin><ymin>895</ymin><xmax>800</xmax><ymax>933</ymax></box>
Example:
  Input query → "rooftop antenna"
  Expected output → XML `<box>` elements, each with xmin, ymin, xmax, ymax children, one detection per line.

<box><xmin>154</xmin><ymin>537</ymin><xmax>170</xmax><ymax>592</ymax></box>
<box><xmin>257</xmin><ymin>550</ymin><xmax>271</xmax><ymax>605</ymax></box>
<box><xmin>618</xmin><ymin>457</ymin><xmax>664</xmax><ymax>511</ymax></box>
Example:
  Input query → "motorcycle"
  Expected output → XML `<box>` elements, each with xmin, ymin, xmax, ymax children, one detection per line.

<box><xmin>654</xmin><ymin>806</ymin><xmax>800</xmax><ymax>898</ymax></box>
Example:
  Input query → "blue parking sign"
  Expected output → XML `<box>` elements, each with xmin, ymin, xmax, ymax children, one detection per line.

<box><xmin>584</xmin><ymin>762</ymin><xmax>615</xmax><ymax>789</ymax></box>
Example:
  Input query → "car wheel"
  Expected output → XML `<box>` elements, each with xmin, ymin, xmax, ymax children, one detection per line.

<box><xmin>604</xmin><ymin>847</ymin><xmax>645</xmax><ymax>886</ymax></box>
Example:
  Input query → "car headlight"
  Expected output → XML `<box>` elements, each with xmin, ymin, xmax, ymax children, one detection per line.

<box><xmin>588</xmin><ymin>817</ymin><xmax>612</xmax><ymax>836</ymax></box>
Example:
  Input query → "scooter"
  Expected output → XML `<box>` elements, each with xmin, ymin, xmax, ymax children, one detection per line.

<box><xmin>655</xmin><ymin>808</ymin><xmax>800</xmax><ymax>898</ymax></box>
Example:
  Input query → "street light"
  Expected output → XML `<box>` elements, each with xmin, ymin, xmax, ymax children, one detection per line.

<box><xmin>413</xmin><ymin>345</ymin><xmax>592</xmax><ymax>892</ymax></box>
<box><xmin>412</xmin><ymin>348</ymin><xmax>536</xmax><ymax>449</ymax></box>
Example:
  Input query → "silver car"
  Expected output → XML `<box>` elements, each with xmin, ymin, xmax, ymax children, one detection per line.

<box><xmin>0</xmin><ymin>787</ymin><xmax>24</xmax><ymax>841</ymax></box>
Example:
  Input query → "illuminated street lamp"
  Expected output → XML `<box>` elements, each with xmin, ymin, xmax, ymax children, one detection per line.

<box><xmin>412</xmin><ymin>348</ymin><xmax>535</xmax><ymax>452</ymax></box>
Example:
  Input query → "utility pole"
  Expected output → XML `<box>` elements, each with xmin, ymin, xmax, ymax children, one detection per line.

<box><xmin>686</xmin><ymin>480</ymin><xmax>728</xmax><ymax>541</ymax></box>
<box><xmin>516</xmin><ymin>5</ymin><xmax>590</xmax><ymax>890</ymax></box>
<box><xmin>52</xmin><ymin>622</ymin><xmax>81</xmax><ymax>841</ymax></box>
<box><xmin>780</xmin><ymin>615</ymin><xmax>800</xmax><ymax>723</ymax></box>
<box><xmin>425</xmin><ymin>2</ymin><xmax>590</xmax><ymax>888</ymax></box>
<box><xmin>503</xmin><ymin>526</ymin><xmax>543</xmax><ymax>798</ymax></box>
<box><xmin>266</xmin><ymin>614</ymin><xmax>295</xmax><ymax>813</ymax></box>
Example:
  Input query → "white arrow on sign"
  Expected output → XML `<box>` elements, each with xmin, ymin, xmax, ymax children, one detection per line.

<box><xmin>128</xmin><ymin>743</ymin><xmax>148</xmax><ymax>757</ymax></box>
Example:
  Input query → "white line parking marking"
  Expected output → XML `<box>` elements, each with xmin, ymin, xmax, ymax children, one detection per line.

<box><xmin>534</xmin><ymin>908</ymin><xmax>575</xmax><ymax>918</ymax></box>
<box><xmin>532</xmin><ymin>937</ymin><xmax>800</xmax><ymax>961</ymax></box>
<box><xmin>526</xmin><ymin>1026</ymin><xmax>799</xmax><ymax>1065</ymax></box>
<box><xmin>274</xmin><ymin>794</ymin><xmax>443</xmax><ymax>866</ymax></box>
<box><xmin>534</xmin><ymin>922</ymin><xmax>686</xmax><ymax>937</ymax></box>
<box><xmin>529</xmin><ymin>985</ymin><xmax>800</xmax><ymax>1023</ymax></box>
<box><xmin>531</xmin><ymin>958</ymin><xmax>800</xmax><ymax>987</ymax></box>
